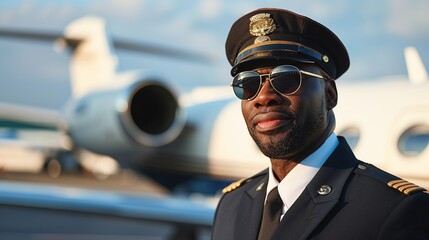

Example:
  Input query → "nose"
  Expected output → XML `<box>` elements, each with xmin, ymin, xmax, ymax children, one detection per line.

<box><xmin>253</xmin><ymin>76</ymin><xmax>283</xmax><ymax>107</ymax></box>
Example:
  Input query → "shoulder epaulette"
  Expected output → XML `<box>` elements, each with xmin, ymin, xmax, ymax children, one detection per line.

<box><xmin>387</xmin><ymin>179</ymin><xmax>426</xmax><ymax>196</ymax></box>
<box><xmin>222</xmin><ymin>178</ymin><xmax>247</xmax><ymax>193</ymax></box>
<box><xmin>222</xmin><ymin>169</ymin><xmax>268</xmax><ymax>193</ymax></box>
<box><xmin>354</xmin><ymin>162</ymin><xmax>426</xmax><ymax>196</ymax></box>
<box><xmin>354</xmin><ymin>162</ymin><xmax>396</xmax><ymax>183</ymax></box>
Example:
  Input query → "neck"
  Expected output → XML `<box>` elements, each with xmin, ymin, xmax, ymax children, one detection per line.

<box><xmin>271</xmin><ymin>112</ymin><xmax>336</xmax><ymax>181</ymax></box>
<box><xmin>270</xmin><ymin>159</ymin><xmax>298</xmax><ymax>181</ymax></box>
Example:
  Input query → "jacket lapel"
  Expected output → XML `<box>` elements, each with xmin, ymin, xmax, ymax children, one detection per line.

<box><xmin>272</xmin><ymin>137</ymin><xmax>358</xmax><ymax>240</ymax></box>
<box><xmin>234</xmin><ymin>174</ymin><xmax>268</xmax><ymax>240</ymax></box>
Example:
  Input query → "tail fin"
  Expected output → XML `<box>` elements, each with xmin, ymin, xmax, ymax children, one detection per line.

<box><xmin>64</xmin><ymin>16</ymin><xmax>118</xmax><ymax>98</ymax></box>
<box><xmin>404</xmin><ymin>47</ymin><xmax>428</xmax><ymax>84</ymax></box>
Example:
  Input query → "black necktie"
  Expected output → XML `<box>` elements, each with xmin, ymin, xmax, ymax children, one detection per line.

<box><xmin>258</xmin><ymin>187</ymin><xmax>283</xmax><ymax>240</ymax></box>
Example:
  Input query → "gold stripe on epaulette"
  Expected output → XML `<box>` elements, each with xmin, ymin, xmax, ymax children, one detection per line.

<box><xmin>398</xmin><ymin>183</ymin><xmax>416</xmax><ymax>192</ymax></box>
<box><xmin>387</xmin><ymin>179</ymin><xmax>427</xmax><ymax>195</ymax></box>
<box><xmin>222</xmin><ymin>178</ymin><xmax>246</xmax><ymax>193</ymax></box>
<box><xmin>404</xmin><ymin>186</ymin><xmax>426</xmax><ymax>195</ymax></box>
<box><xmin>393</xmin><ymin>181</ymin><xmax>412</xmax><ymax>189</ymax></box>
<box><xmin>388</xmin><ymin>179</ymin><xmax>406</xmax><ymax>188</ymax></box>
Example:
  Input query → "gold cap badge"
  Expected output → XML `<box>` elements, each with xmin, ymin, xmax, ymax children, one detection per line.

<box><xmin>249</xmin><ymin>13</ymin><xmax>276</xmax><ymax>37</ymax></box>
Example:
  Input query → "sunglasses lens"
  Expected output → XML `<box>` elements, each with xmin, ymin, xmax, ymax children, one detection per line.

<box><xmin>231</xmin><ymin>65</ymin><xmax>302</xmax><ymax>100</ymax></box>
<box><xmin>270</xmin><ymin>65</ymin><xmax>301</xmax><ymax>95</ymax></box>
<box><xmin>232</xmin><ymin>72</ymin><xmax>261</xmax><ymax>100</ymax></box>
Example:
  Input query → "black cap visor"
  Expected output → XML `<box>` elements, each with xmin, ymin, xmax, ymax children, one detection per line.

<box><xmin>231</xmin><ymin>54</ymin><xmax>314</xmax><ymax>76</ymax></box>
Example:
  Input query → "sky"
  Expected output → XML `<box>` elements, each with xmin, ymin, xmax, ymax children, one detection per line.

<box><xmin>0</xmin><ymin>0</ymin><xmax>429</xmax><ymax>109</ymax></box>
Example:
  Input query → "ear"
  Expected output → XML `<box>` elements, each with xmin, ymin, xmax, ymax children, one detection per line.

<box><xmin>325</xmin><ymin>80</ymin><xmax>338</xmax><ymax>110</ymax></box>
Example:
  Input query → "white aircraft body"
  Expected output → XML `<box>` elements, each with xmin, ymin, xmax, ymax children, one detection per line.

<box><xmin>1</xmin><ymin>16</ymin><xmax>428</xmax><ymax>193</ymax></box>
<box><xmin>334</xmin><ymin>52</ymin><xmax>429</xmax><ymax>188</ymax></box>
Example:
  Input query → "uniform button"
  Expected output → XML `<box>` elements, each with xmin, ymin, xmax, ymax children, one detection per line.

<box><xmin>357</xmin><ymin>164</ymin><xmax>367</xmax><ymax>170</ymax></box>
<box><xmin>317</xmin><ymin>185</ymin><xmax>332</xmax><ymax>195</ymax></box>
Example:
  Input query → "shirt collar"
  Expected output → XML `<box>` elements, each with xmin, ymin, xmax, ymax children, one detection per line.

<box><xmin>266</xmin><ymin>133</ymin><xmax>339</xmax><ymax>210</ymax></box>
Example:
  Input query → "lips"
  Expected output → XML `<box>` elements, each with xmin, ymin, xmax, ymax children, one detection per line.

<box><xmin>253</xmin><ymin>112</ymin><xmax>292</xmax><ymax>132</ymax></box>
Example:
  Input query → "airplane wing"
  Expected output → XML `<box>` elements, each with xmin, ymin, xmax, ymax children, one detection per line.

<box><xmin>0</xmin><ymin>180</ymin><xmax>215</xmax><ymax>239</ymax></box>
<box><xmin>0</xmin><ymin>102</ymin><xmax>72</xmax><ymax>174</ymax></box>
<box><xmin>0</xmin><ymin>102</ymin><xmax>69</xmax><ymax>151</ymax></box>
<box><xmin>0</xmin><ymin>102</ymin><xmax>61</xmax><ymax>131</ymax></box>
<box><xmin>0</xmin><ymin>27</ymin><xmax>213</xmax><ymax>64</ymax></box>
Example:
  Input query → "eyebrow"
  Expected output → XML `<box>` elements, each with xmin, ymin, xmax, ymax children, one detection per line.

<box><xmin>255</xmin><ymin>68</ymin><xmax>272</xmax><ymax>74</ymax></box>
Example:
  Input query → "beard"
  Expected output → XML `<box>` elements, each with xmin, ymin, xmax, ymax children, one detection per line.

<box><xmin>248</xmin><ymin>105</ymin><xmax>325</xmax><ymax>160</ymax></box>
<box><xmin>249</xmin><ymin>120</ymin><xmax>301</xmax><ymax>159</ymax></box>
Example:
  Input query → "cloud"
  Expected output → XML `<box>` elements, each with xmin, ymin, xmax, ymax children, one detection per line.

<box><xmin>198</xmin><ymin>0</ymin><xmax>222</xmax><ymax>19</ymax></box>
<box><xmin>298</xmin><ymin>1</ymin><xmax>347</xmax><ymax>20</ymax></box>
<box><xmin>0</xmin><ymin>0</ymin><xmax>149</xmax><ymax>27</ymax></box>
<box><xmin>88</xmin><ymin>0</ymin><xmax>147</xmax><ymax>19</ymax></box>
<box><xmin>386</xmin><ymin>0</ymin><xmax>429</xmax><ymax>39</ymax></box>
<box><xmin>0</xmin><ymin>2</ymin><xmax>72</xmax><ymax>29</ymax></box>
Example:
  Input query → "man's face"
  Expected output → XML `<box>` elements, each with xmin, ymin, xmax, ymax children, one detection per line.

<box><xmin>240</xmin><ymin>64</ymin><xmax>335</xmax><ymax>161</ymax></box>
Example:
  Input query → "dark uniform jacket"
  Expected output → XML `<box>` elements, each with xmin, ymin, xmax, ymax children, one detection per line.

<box><xmin>212</xmin><ymin>137</ymin><xmax>429</xmax><ymax>240</ymax></box>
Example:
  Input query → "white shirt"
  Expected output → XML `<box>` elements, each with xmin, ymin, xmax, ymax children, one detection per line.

<box><xmin>265</xmin><ymin>133</ymin><xmax>339</xmax><ymax>220</ymax></box>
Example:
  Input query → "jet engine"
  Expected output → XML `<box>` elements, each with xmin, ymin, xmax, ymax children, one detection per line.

<box><xmin>63</xmin><ymin>79</ymin><xmax>186</xmax><ymax>155</ymax></box>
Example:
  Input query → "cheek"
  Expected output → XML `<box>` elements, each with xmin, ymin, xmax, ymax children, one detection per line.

<box><xmin>291</xmin><ymin>86</ymin><xmax>326</xmax><ymax>117</ymax></box>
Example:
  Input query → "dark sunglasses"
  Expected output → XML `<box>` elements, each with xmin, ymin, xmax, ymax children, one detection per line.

<box><xmin>231</xmin><ymin>65</ymin><xmax>327</xmax><ymax>100</ymax></box>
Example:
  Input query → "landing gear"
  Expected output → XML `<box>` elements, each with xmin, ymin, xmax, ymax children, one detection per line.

<box><xmin>44</xmin><ymin>151</ymin><xmax>80</xmax><ymax>178</ymax></box>
<box><xmin>46</xmin><ymin>159</ymin><xmax>62</xmax><ymax>178</ymax></box>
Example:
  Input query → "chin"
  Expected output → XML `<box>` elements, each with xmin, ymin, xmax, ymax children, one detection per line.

<box><xmin>252</xmin><ymin>133</ymin><xmax>299</xmax><ymax>159</ymax></box>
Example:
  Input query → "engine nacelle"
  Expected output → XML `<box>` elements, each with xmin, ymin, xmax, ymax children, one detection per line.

<box><xmin>63</xmin><ymin>79</ymin><xmax>186</xmax><ymax>154</ymax></box>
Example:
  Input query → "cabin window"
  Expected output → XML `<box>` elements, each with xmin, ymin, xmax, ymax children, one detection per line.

<box><xmin>398</xmin><ymin>125</ymin><xmax>429</xmax><ymax>156</ymax></box>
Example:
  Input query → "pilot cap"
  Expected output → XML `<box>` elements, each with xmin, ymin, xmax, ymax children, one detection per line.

<box><xmin>226</xmin><ymin>8</ymin><xmax>350</xmax><ymax>79</ymax></box>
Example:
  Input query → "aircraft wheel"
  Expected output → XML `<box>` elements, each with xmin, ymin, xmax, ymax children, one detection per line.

<box><xmin>46</xmin><ymin>159</ymin><xmax>62</xmax><ymax>178</ymax></box>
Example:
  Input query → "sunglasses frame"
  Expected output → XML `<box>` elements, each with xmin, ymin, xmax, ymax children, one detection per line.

<box><xmin>231</xmin><ymin>65</ymin><xmax>328</xmax><ymax>100</ymax></box>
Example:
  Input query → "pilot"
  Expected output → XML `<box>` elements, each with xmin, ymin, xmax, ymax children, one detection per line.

<box><xmin>212</xmin><ymin>8</ymin><xmax>429</xmax><ymax>240</ymax></box>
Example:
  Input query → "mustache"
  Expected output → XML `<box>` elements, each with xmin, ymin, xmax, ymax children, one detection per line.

<box><xmin>253</xmin><ymin>108</ymin><xmax>296</xmax><ymax>119</ymax></box>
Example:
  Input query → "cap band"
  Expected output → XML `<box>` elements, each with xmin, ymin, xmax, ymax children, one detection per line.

<box><xmin>234</xmin><ymin>41</ymin><xmax>336</xmax><ymax>78</ymax></box>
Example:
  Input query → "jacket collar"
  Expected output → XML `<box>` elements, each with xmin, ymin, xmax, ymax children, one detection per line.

<box><xmin>271</xmin><ymin>137</ymin><xmax>358</xmax><ymax>240</ymax></box>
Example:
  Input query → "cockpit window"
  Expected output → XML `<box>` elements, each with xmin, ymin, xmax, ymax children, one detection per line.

<box><xmin>338</xmin><ymin>127</ymin><xmax>360</xmax><ymax>150</ymax></box>
<box><xmin>398</xmin><ymin>125</ymin><xmax>429</xmax><ymax>157</ymax></box>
